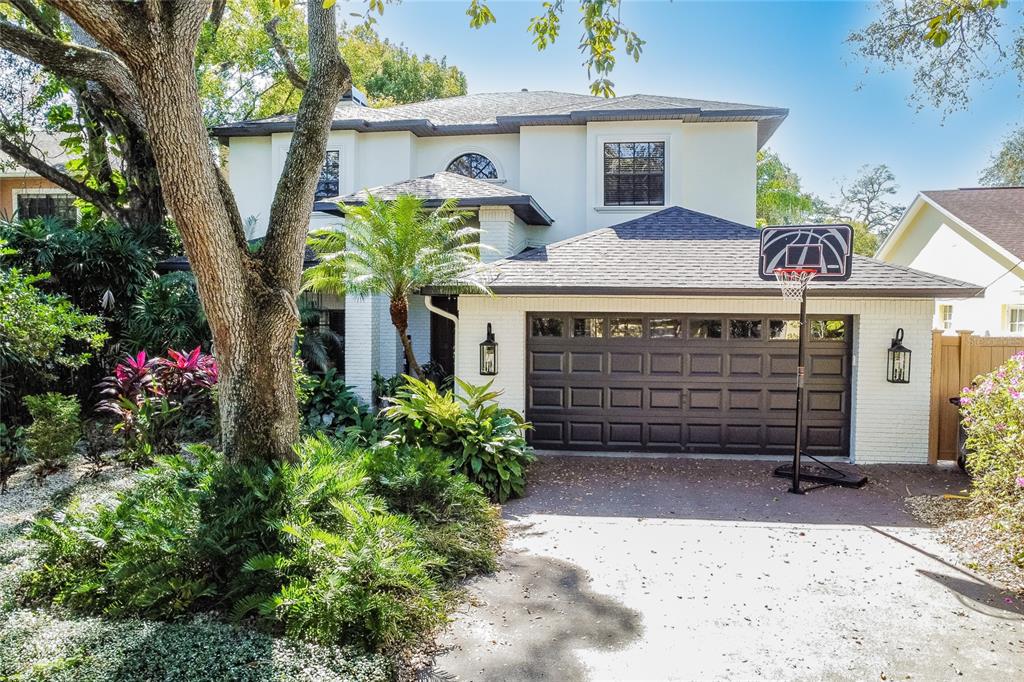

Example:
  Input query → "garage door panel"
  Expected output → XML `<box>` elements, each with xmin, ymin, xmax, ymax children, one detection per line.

<box><xmin>689</xmin><ymin>353</ymin><xmax>724</xmax><ymax>376</ymax></box>
<box><xmin>568</xmin><ymin>422</ymin><xmax>604</xmax><ymax>446</ymax></box>
<box><xmin>531</xmin><ymin>351</ymin><xmax>564</xmax><ymax>373</ymax></box>
<box><xmin>650</xmin><ymin>353</ymin><xmax>683</xmax><ymax>374</ymax></box>
<box><xmin>526</xmin><ymin>313</ymin><xmax>851</xmax><ymax>456</ymax></box>
<box><xmin>610</xmin><ymin>352</ymin><xmax>643</xmax><ymax>374</ymax></box>
<box><xmin>688</xmin><ymin>388</ymin><xmax>722</xmax><ymax>410</ymax></box>
<box><xmin>569</xmin><ymin>387</ymin><xmax>603</xmax><ymax>408</ymax></box>
<box><xmin>727</xmin><ymin>389</ymin><xmax>762</xmax><ymax>411</ymax></box>
<box><xmin>728</xmin><ymin>354</ymin><xmax>763</xmax><ymax>377</ymax></box>
<box><xmin>569</xmin><ymin>352</ymin><xmax>603</xmax><ymax>373</ymax></box>
<box><xmin>608</xmin><ymin>422</ymin><xmax>643</xmax><ymax>446</ymax></box>
<box><xmin>650</xmin><ymin>388</ymin><xmax>683</xmax><ymax>409</ymax></box>
<box><xmin>530</xmin><ymin>386</ymin><xmax>564</xmax><ymax>409</ymax></box>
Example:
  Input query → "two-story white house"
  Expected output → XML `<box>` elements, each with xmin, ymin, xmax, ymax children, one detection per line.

<box><xmin>214</xmin><ymin>89</ymin><xmax>977</xmax><ymax>464</ymax></box>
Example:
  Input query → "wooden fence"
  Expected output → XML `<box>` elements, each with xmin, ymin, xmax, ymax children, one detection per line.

<box><xmin>929</xmin><ymin>330</ymin><xmax>1024</xmax><ymax>463</ymax></box>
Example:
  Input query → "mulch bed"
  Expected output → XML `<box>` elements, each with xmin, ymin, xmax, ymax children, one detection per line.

<box><xmin>905</xmin><ymin>494</ymin><xmax>1024</xmax><ymax>595</ymax></box>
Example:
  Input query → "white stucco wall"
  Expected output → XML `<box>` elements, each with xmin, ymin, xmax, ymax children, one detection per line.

<box><xmin>226</xmin><ymin>119</ymin><xmax>759</xmax><ymax>245</ymax></box>
<box><xmin>454</xmin><ymin>295</ymin><xmax>934</xmax><ymax>465</ymax></box>
<box><xmin>413</xmin><ymin>134</ymin><xmax>520</xmax><ymax>187</ymax></box>
<box><xmin>881</xmin><ymin>202</ymin><xmax>1021</xmax><ymax>335</ymax></box>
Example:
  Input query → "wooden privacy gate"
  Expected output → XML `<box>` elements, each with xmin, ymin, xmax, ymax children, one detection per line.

<box><xmin>929</xmin><ymin>330</ymin><xmax>1024</xmax><ymax>463</ymax></box>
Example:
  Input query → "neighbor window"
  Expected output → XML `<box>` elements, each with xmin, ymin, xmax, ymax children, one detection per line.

<box><xmin>446</xmin><ymin>153</ymin><xmax>498</xmax><ymax>180</ymax></box>
<box><xmin>938</xmin><ymin>304</ymin><xmax>953</xmax><ymax>331</ymax></box>
<box><xmin>315</xmin><ymin>150</ymin><xmax>340</xmax><ymax>200</ymax></box>
<box><xmin>1008</xmin><ymin>306</ymin><xmax>1024</xmax><ymax>335</ymax></box>
<box><xmin>15</xmin><ymin>192</ymin><xmax>77</xmax><ymax>224</ymax></box>
<box><xmin>603</xmin><ymin>141</ymin><xmax>665</xmax><ymax>206</ymax></box>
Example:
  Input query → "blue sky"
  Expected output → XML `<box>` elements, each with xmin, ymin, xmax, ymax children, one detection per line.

<box><xmin>370</xmin><ymin>0</ymin><xmax>1021</xmax><ymax>207</ymax></box>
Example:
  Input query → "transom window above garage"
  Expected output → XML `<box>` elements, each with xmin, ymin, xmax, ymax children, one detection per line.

<box><xmin>530</xmin><ymin>315</ymin><xmax>849</xmax><ymax>342</ymax></box>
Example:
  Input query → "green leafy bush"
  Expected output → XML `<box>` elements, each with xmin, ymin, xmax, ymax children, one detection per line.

<box><xmin>23</xmin><ymin>393</ymin><xmax>81</xmax><ymax>479</ymax></box>
<box><xmin>23</xmin><ymin>436</ymin><xmax>502</xmax><ymax>653</ymax></box>
<box><xmin>960</xmin><ymin>352</ymin><xmax>1024</xmax><ymax>566</ymax></box>
<box><xmin>302</xmin><ymin>369</ymin><xmax>370</xmax><ymax>435</ymax></box>
<box><xmin>384</xmin><ymin>376</ymin><xmax>535</xmax><ymax>502</ymax></box>
<box><xmin>125</xmin><ymin>272</ymin><xmax>211</xmax><ymax>353</ymax></box>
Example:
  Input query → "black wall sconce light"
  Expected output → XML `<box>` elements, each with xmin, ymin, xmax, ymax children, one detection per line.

<box><xmin>479</xmin><ymin>323</ymin><xmax>498</xmax><ymax>376</ymax></box>
<box><xmin>887</xmin><ymin>327</ymin><xmax>911</xmax><ymax>384</ymax></box>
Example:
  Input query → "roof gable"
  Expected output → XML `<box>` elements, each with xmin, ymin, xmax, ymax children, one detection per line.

<box><xmin>437</xmin><ymin>206</ymin><xmax>980</xmax><ymax>298</ymax></box>
<box><xmin>920</xmin><ymin>188</ymin><xmax>1024</xmax><ymax>260</ymax></box>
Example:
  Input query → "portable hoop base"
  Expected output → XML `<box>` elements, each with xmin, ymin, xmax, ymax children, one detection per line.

<box><xmin>771</xmin><ymin>268</ymin><xmax>867</xmax><ymax>494</ymax></box>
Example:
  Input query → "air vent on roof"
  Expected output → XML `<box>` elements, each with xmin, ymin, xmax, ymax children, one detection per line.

<box><xmin>341</xmin><ymin>86</ymin><xmax>368</xmax><ymax>107</ymax></box>
<box><xmin>521</xmin><ymin>88</ymin><xmax>528</xmax><ymax>92</ymax></box>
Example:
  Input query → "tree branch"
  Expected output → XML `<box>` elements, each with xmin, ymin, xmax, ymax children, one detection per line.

<box><xmin>45</xmin><ymin>0</ymin><xmax>142</xmax><ymax>59</ymax></box>
<box><xmin>261</xmin><ymin>2</ymin><xmax>350</xmax><ymax>287</ymax></box>
<box><xmin>265</xmin><ymin>16</ymin><xmax>307</xmax><ymax>90</ymax></box>
<box><xmin>0</xmin><ymin>134</ymin><xmax>127</xmax><ymax>222</ymax></box>
<box><xmin>9</xmin><ymin>0</ymin><xmax>57</xmax><ymax>37</ymax></box>
<box><xmin>0</xmin><ymin>20</ymin><xmax>145</xmax><ymax>130</ymax></box>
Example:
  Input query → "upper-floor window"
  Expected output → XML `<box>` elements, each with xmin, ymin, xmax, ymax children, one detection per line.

<box><xmin>16</xmin><ymin>191</ymin><xmax>77</xmax><ymax>224</ymax></box>
<box><xmin>1007</xmin><ymin>305</ymin><xmax>1024</xmax><ymax>335</ymax></box>
<box><xmin>603</xmin><ymin>141</ymin><xmax>665</xmax><ymax>207</ymax></box>
<box><xmin>315</xmin><ymin>150</ymin><xmax>340</xmax><ymax>200</ymax></box>
<box><xmin>446</xmin><ymin>153</ymin><xmax>498</xmax><ymax>180</ymax></box>
<box><xmin>938</xmin><ymin>304</ymin><xmax>953</xmax><ymax>331</ymax></box>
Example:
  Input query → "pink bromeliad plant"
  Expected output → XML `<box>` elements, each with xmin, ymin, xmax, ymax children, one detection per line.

<box><xmin>97</xmin><ymin>347</ymin><xmax>219</xmax><ymax>462</ymax></box>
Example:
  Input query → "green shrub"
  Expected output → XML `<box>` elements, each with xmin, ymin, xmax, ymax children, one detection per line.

<box><xmin>124</xmin><ymin>272</ymin><xmax>210</xmax><ymax>353</ymax></box>
<box><xmin>302</xmin><ymin>369</ymin><xmax>371</xmax><ymax>435</ymax></box>
<box><xmin>23</xmin><ymin>436</ymin><xmax>502</xmax><ymax>653</ymax></box>
<box><xmin>23</xmin><ymin>393</ymin><xmax>81</xmax><ymax>479</ymax></box>
<box><xmin>0</xmin><ymin>422</ymin><xmax>28</xmax><ymax>493</ymax></box>
<box><xmin>961</xmin><ymin>352</ymin><xmax>1024</xmax><ymax>567</ymax></box>
<box><xmin>384</xmin><ymin>376</ymin><xmax>535</xmax><ymax>502</ymax></box>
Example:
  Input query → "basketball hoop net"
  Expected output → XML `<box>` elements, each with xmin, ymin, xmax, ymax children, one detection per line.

<box><xmin>774</xmin><ymin>268</ymin><xmax>817</xmax><ymax>301</ymax></box>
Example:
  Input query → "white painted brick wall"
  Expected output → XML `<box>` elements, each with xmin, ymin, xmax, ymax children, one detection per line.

<box><xmin>344</xmin><ymin>293</ymin><xmax>376</xmax><ymax>402</ymax></box>
<box><xmin>455</xmin><ymin>295</ymin><xmax>935</xmax><ymax>465</ymax></box>
<box><xmin>479</xmin><ymin>205</ymin><xmax>519</xmax><ymax>261</ymax></box>
<box><xmin>408</xmin><ymin>295</ymin><xmax>432</xmax><ymax>371</ymax></box>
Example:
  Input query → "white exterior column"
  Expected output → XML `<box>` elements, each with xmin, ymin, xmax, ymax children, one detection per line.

<box><xmin>344</xmin><ymin>293</ymin><xmax>377</xmax><ymax>403</ymax></box>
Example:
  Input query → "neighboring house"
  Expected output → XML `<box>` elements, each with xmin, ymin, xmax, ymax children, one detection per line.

<box><xmin>214</xmin><ymin>89</ymin><xmax>977</xmax><ymax>464</ymax></box>
<box><xmin>877</xmin><ymin>188</ymin><xmax>1024</xmax><ymax>336</ymax></box>
<box><xmin>0</xmin><ymin>132</ymin><xmax>76</xmax><ymax>223</ymax></box>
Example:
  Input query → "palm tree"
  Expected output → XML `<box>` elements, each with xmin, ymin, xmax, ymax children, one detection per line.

<box><xmin>303</xmin><ymin>194</ymin><xmax>491</xmax><ymax>379</ymax></box>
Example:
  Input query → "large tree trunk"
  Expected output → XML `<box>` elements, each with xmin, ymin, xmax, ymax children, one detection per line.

<box><xmin>17</xmin><ymin>0</ymin><xmax>350</xmax><ymax>462</ymax></box>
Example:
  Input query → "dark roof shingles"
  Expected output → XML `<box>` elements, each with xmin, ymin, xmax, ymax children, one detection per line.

<box><xmin>923</xmin><ymin>187</ymin><xmax>1024</xmax><ymax>260</ymax></box>
<box><xmin>462</xmin><ymin>206</ymin><xmax>979</xmax><ymax>297</ymax></box>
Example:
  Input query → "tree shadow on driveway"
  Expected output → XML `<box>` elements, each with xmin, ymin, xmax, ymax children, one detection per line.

<box><xmin>429</xmin><ymin>546</ymin><xmax>642</xmax><ymax>682</ymax></box>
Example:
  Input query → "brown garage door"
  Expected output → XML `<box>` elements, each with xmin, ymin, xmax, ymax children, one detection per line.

<box><xmin>526</xmin><ymin>313</ymin><xmax>851</xmax><ymax>456</ymax></box>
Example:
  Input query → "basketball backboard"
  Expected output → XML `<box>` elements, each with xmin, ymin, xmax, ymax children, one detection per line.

<box><xmin>758</xmin><ymin>225</ymin><xmax>853</xmax><ymax>281</ymax></box>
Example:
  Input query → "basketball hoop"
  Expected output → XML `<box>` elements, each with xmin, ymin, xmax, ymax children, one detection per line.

<box><xmin>774</xmin><ymin>268</ymin><xmax>817</xmax><ymax>302</ymax></box>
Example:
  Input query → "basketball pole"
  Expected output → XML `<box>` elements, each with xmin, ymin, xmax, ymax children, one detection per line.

<box><xmin>790</xmin><ymin>284</ymin><xmax>808</xmax><ymax>495</ymax></box>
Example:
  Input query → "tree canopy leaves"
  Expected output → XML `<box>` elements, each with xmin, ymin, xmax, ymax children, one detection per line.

<box><xmin>981</xmin><ymin>126</ymin><xmax>1024</xmax><ymax>186</ymax></box>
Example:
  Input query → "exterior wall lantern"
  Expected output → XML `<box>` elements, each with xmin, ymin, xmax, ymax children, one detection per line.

<box><xmin>479</xmin><ymin>323</ymin><xmax>498</xmax><ymax>376</ymax></box>
<box><xmin>887</xmin><ymin>328</ymin><xmax>912</xmax><ymax>384</ymax></box>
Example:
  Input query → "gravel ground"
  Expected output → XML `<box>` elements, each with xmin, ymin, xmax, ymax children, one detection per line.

<box><xmin>905</xmin><ymin>493</ymin><xmax>1024</xmax><ymax>596</ymax></box>
<box><xmin>0</xmin><ymin>459</ymin><xmax>391</xmax><ymax>682</ymax></box>
<box><xmin>433</xmin><ymin>456</ymin><xmax>1024</xmax><ymax>681</ymax></box>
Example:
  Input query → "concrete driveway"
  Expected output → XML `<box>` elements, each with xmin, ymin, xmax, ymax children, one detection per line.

<box><xmin>432</xmin><ymin>456</ymin><xmax>1024</xmax><ymax>681</ymax></box>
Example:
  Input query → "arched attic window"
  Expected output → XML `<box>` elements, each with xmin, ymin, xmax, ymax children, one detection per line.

<box><xmin>446</xmin><ymin>153</ymin><xmax>498</xmax><ymax>180</ymax></box>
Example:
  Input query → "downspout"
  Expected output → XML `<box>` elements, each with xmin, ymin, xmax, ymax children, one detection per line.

<box><xmin>424</xmin><ymin>295</ymin><xmax>459</xmax><ymax>376</ymax></box>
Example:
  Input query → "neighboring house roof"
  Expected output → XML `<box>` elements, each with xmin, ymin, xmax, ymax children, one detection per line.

<box><xmin>213</xmin><ymin>90</ymin><xmax>788</xmax><ymax>148</ymax></box>
<box><xmin>0</xmin><ymin>131</ymin><xmax>71</xmax><ymax>174</ymax></box>
<box><xmin>428</xmin><ymin>206</ymin><xmax>980</xmax><ymax>297</ymax></box>
<box><xmin>919</xmin><ymin>188</ymin><xmax>1024</xmax><ymax>260</ymax></box>
<box><xmin>315</xmin><ymin>172</ymin><xmax>553</xmax><ymax>226</ymax></box>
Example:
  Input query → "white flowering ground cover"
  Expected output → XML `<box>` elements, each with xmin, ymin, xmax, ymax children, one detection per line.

<box><xmin>0</xmin><ymin>461</ymin><xmax>390</xmax><ymax>682</ymax></box>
